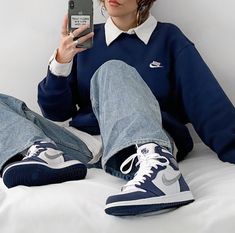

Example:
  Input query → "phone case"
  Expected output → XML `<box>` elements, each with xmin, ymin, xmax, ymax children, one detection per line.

<box><xmin>68</xmin><ymin>0</ymin><xmax>94</xmax><ymax>49</ymax></box>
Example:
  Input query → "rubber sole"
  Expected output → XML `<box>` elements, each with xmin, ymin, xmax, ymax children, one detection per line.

<box><xmin>105</xmin><ymin>199</ymin><xmax>194</xmax><ymax>216</ymax></box>
<box><xmin>3</xmin><ymin>162</ymin><xmax>87</xmax><ymax>188</ymax></box>
<box><xmin>105</xmin><ymin>191</ymin><xmax>194</xmax><ymax>216</ymax></box>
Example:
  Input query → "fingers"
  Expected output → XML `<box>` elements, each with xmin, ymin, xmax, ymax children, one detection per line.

<box><xmin>57</xmin><ymin>16</ymin><xmax>94</xmax><ymax>63</ymax></box>
<box><xmin>61</xmin><ymin>14</ymin><xmax>92</xmax><ymax>38</ymax></box>
<box><xmin>71</xmin><ymin>24</ymin><xmax>90</xmax><ymax>37</ymax></box>
<box><xmin>73</xmin><ymin>47</ymin><xmax>87</xmax><ymax>54</ymax></box>
<box><xmin>71</xmin><ymin>31</ymin><xmax>94</xmax><ymax>54</ymax></box>
<box><xmin>61</xmin><ymin>15</ymin><xmax>69</xmax><ymax>36</ymax></box>
<box><xmin>63</xmin><ymin>23</ymin><xmax>92</xmax><ymax>43</ymax></box>
<box><xmin>75</xmin><ymin>31</ymin><xmax>94</xmax><ymax>46</ymax></box>
<box><xmin>69</xmin><ymin>31</ymin><xmax>76</xmax><ymax>40</ymax></box>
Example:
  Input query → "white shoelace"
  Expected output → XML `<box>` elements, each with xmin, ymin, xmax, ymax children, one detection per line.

<box><xmin>120</xmin><ymin>149</ymin><xmax>170</xmax><ymax>191</ymax></box>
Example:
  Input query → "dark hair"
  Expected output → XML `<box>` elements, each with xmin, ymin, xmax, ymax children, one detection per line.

<box><xmin>136</xmin><ymin>0</ymin><xmax>156</xmax><ymax>25</ymax></box>
<box><xmin>99</xmin><ymin>0</ymin><xmax>156</xmax><ymax>25</ymax></box>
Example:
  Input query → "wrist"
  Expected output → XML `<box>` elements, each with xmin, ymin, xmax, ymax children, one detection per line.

<box><xmin>56</xmin><ymin>49</ymin><xmax>72</xmax><ymax>64</ymax></box>
<box><xmin>49</xmin><ymin>49</ymin><xmax>73</xmax><ymax>77</ymax></box>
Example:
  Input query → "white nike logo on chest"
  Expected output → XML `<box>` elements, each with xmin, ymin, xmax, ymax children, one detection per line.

<box><xmin>149</xmin><ymin>61</ymin><xmax>164</xmax><ymax>68</ymax></box>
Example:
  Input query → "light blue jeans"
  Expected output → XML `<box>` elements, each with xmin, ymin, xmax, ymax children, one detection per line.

<box><xmin>0</xmin><ymin>60</ymin><xmax>172</xmax><ymax>180</ymax></box>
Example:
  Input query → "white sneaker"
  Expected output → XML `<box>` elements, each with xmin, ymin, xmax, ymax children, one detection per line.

<box><xmin>105</xmin><ymin>143</ymin><xmax>194</xmax><ymax>216</ymax></box>
<box><xmin>2</xmin><ymin>141</ymin><xmax>87</xmax><ymax>188</ymax></box>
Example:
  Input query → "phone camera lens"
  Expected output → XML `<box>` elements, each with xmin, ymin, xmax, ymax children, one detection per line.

<box><xmin>69</xmin><ymin>1</ymin><xmax>75</xmax><ymax>9</ymax></box>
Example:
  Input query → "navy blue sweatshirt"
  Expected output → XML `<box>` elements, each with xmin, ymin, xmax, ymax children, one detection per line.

<box><xmin>38</xmin><ymin>22</ymin><xmax>235</xmax><ymax>163</ymax></box>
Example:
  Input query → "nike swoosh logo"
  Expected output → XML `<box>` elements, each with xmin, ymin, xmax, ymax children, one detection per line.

<box><xmin>149</xmin><ymin>61</ymin><xmax>163</xmax><ymax>69</ymax></box>
<box><xmin>162</xmin><ymin>172</ymin><xmax>181</xmax><ymax>186</ymax></box>
<box><xmin>149</xmin><ymin>64</ymin><xmax>163</xmax><ymax>68</ymax></box>
<box><xmin>44</xmin><ymin>152</ymin><xmax>62</xmax><ymax>160</ymax></box>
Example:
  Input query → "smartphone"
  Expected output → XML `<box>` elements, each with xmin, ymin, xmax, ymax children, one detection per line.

<box><xmin>68</xmin><ymin>0</ymin><xmax>94</xmax><ymax>49</ymax></box>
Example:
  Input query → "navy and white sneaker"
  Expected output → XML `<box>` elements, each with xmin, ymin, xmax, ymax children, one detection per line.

<box><xmin>105</xmin><ymin>143</ymin><xmax>194</xmax><ymax>216</ymax></box>
<box><xmin>2</xmin><ymin>141</ymin><xmax>87</xmax><ymax>188</ymax></box>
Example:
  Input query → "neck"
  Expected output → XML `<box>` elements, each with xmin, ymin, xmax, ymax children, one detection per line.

<box><xmin>111</xmin><ymin>14</ymin><xmax>137</xmax><ymax>31</ymax></box>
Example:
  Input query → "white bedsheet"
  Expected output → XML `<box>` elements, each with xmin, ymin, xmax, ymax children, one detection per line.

<box><xmin>1</xmin><ymin>143</ymin><xmax>235</xmax><ymax>233</ymax></box>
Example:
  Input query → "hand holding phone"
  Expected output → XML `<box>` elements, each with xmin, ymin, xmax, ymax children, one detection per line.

<box><xmin>56</xmin><ymin>1</ymin><xmax>94</xmax><ymax>64</ymax></box>
<box><xmin>68</xmin><ymin>0</ymin><xmax>94</xmax><ymax>49</ymax></box>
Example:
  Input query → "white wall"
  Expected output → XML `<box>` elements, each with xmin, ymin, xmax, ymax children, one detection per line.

<box><xmin>0</xmin><ymin>0</ymin><xmax>235</xmax><ymax>115</ymax></box>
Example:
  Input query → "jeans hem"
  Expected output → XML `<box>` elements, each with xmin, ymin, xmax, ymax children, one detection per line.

<box><xmin>102</xmin><ymin>137</ymin><xmax>172</xmax><ymax>174</ymax></box>
<box><xmin>0</xmin><ymin>141</ymin><xmax>36</xmax><ymax>171</ymax></box>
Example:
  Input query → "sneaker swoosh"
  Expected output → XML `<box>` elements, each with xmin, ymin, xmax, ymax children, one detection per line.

<box><xmin>44</xmin><ymin>152</ymin><xmax>62</xmax><ymax>160</ymax></box>
<box><xmin>162</xmin><ymin>172</ymin><xmax>182</xmax><ymax>186</ymax></box>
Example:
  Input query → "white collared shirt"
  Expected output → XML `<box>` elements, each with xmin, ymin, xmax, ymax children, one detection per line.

<box><xmin>105</xmin><ymin>14</ymin><xmax>157</xmax><ymax>46</ymax></box>
<box><xmin>49</xmin><ymin>14</ymin><xmax>158</xmax><ymax>77</ymax></box>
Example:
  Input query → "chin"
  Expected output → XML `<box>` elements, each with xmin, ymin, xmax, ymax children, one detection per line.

<box><xmin>107</xmin><ymin>10</ymin><xmax>129</xmax><ymax>19</ymax></box>
<box><xmin>107</xmin><ymin>12</ymin><xmax>122</xmax><ymax>18</ymax></box>
<box><xmin>106</xmin><ymin>9</ymin><xmax>121</xmax><ymax>17</ymax></box>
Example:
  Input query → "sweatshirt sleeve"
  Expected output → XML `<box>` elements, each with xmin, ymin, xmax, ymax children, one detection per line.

<box><xmin>37</xmin><ymin>55</ymin><xmax>79</xmax><ymax>122</ymax></box>
<box><xmin>174</xmin><ymin>44</ymin><xmax>235</xmax><ymax>163</ymax></box>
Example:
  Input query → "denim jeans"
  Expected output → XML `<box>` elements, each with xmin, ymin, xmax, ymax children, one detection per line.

<box><xmin>0</xmin><ymin>60</ymin><xmax>172</xmax><ymax>180</ymax></box>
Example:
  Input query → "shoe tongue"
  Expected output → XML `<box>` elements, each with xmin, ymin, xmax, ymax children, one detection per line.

<box><xmin>137</xmin><ymin>143</ymin><xmax>157</xmax><ymax>155</ymax></box>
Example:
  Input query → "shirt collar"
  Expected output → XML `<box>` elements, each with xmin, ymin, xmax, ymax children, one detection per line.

<box><xmin>104</xmin><ymin>14</ymin><xmax>158</xmax><ymax>46</ymax></box>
